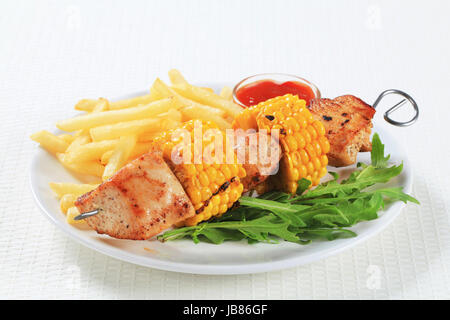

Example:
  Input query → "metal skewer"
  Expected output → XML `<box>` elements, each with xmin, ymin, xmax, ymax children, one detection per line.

<box><xmin>74</xmin><ymin>209</ymin><xmax>99</xmax><ymax>220</ymax></box>
<box><xmin>73</xmin><ymin>89</ymin><xmax>419</xmax><ymax>221</ymax></box>
<box><xmin>373</xmin><ymin>89</ymin><xmax>419</xmax><ymax>127</ymax></box>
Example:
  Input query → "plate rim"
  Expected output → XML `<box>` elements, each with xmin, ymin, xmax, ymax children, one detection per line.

<box><xmin>29</xmin><ymin>90</ymin><xmax>413</xmax><ymax>275</ymax></box>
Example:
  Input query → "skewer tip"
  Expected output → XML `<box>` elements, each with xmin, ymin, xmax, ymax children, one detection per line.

<box><xmin>74</xmin><ymin>209</ymin><xmax>100</xmax><ymax>220</ymax></box>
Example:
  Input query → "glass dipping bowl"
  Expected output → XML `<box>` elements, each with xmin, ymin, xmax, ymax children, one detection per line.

<box><xmin>232</xmin><ymin>73</ymin><xmax>321</xmax><ymax>108</ymax></box>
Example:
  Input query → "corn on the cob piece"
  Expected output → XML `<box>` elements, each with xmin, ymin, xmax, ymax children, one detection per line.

<box><xmin>151</xmin><ymin>120</ymin><xmax>246</xmax><ymax>226</ymax></box>
<box><xmin>233</xmin><ymin>94</ymin><xmax>330</xmax><ymax>193</ymax></box>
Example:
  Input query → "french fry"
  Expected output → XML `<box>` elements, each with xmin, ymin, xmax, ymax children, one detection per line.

<box><xmin>137</xmin><ymin>132</ymin><xmax>159</xmax><ymax>142</ymax></box>
<box><xmin>65</xmin><ymin>131</ymin><xmax>91</xmax><ymax>153</ymax></box>
<box><xmin>127</xmin><ymin>142</ymin><xmax>152</xmax><ymax>160</ymax></box>
<box><xmin>168</xmin><ymin>69</ymin><xmax>188</xmax><ymax>85</ymax></box>
<box><xmin>149</xmin><ymin>86</ymin><xmax>165</xmax><ymax>100</ymax></box>
<box><xmin>66</xmin><ymin>99</ymin><xmax>105</xmax><ymax>150</ymax></box>
<box><xmin>101</xmin><ymin>141</ymin><xmax>153</xmax><ymax>164</ymax></box>
<box><xmin>200</xmin><ymin>87</ymin><xmax>215</xmax><ymax>93</ymax></box>
<box><xmin>151</xmin><ymin>78</ymin><xmax>175</xmax><ymax>97</ymax></box>
<box><xmin>49</xmin><ymin>182</ymin><xmax>99</xmax><ymax>198</ymax></box>
<box><xmin>74</xmin><ymin>130</ymin><xmax>86</xmax><ymax>137</ymax></box>
<box><xmin>90</xmin><ymin>116</ymin><xmax>181</xmax><ymax>142</ymax></box>
<box><xmin>180</xmin><ymin>104</ymin><xmax>225</xmax><ymax>118</ymax></box>
<box><xmin>58</xmin><ymin>134</ymin><xmax>75</xmax><ymax>144</ymax></box>
<box><xmin>56</xmin><ymin>153</ymin><xmax>105</xmax><ymax>177</ymax></box>
<box><xmin>103</xmin><ymin>135</ymin><xmax>137</xmax><ymax>180</ymax></box>
<box><xmin>160</xmin><ymin>117</ymin><xmax>182</xmax><ymax>130</ymax></box>
<box><xmin>60</xmin><ymin>194</ymin><xmax>78</xmax><ymax>214</ymax></box>
<box><xmin>220</xmin><ymin>86</ymin><xmax>233</xmax><ymax>101</ymax></box>
<box><xmin>180</xmin><ymin>106</ymin><xmax>231</xmax><ymax>129</ymax></box>
<box><xmin>92</xmin><ymin>98</ymin><xmax>109</xmax><ymax>112</ymax></box>
<box><xmin>109</xmin><ymin>94</ymin><xmax>159</xmax><ymax>110</ymax></box>
<box><xmin>168</xmin><ymin>69</ymin><xmax>215</xmax><ymax>93</ymax></box>
<box><xmin>74</xmin><ymin>99</ymin><xmax>99</xmax><ymax>112</ymax></box>
<box><xmin>160</xmin><ymin>108</ymin><xmax>183</xmax><ymax>122</ymax></box>
<box><xmin>65</xmin><ymin>139</ymin><xmax>119</xmax><ymax>162</ymax></box>
<box><xmin>66</xmin><ymin>206</ymin><xmax>85</xmax><ymax>224</ymax></box>
<box><xmin>90</xmin><ymin>118</ymin><xmax>160</xmax><ymax>141</ymax></box>
<box><xmin>30</xmin><ymin>130</ymin><xmax>69</xmax><ymax>154</ymax></box>
<box><xmin>151</xmin><ymin>78</ymin><xmax>225</xmax><ymax>117</ymax></box>
<box><xmin>57</xmin><ymin>97</ymin><xmax>176</xmax><ymax>132</ymax></box>
<box><xmin>101</xmin><ymin>150</ymin><xmax>114</xmax><ymax>165</ymax></box>
<box><xmin>74</xmin><ymin>97</ymin><xmax>109</xmax><ymax>113</ymax></box>
<box><xmin>172</xmin><ymin>83</ymin><xmax>243</xmax><ymax>118</ymax></box>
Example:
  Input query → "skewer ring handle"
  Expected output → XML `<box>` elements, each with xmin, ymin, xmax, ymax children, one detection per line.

<box><xmin>373</xmin><ymin>89</ymin><xmax>419</xmax><ymax>127</ymax></box>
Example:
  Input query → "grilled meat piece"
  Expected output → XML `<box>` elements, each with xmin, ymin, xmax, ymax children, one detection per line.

<box><xmin>333</xmin><ymin>95</ymin><xmax>375</xmax><ymax>152</ymax></box>
<box><xmin>234</xmin><ymin>132</ymin><xmax>281</xmax><ymax>192</ymax></box>
<box><xmin>309</xmin><ymin>95</ymin><xmax>375</xmax><ymax>167</ymax></box>
<box><xmin>75</xmin><ymin>152</ymin><xmax>195</xmax><ymax>240</ymax></box>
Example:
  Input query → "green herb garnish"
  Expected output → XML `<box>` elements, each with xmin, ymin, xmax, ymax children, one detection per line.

<box><xmin>158</xmin><ymin>133</ymin><xmax>419</xmax><ymax>245</ymax></box>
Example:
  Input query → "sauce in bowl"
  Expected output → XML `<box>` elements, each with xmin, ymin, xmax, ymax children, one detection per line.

<box><xmin>233</xmin><ymin>74</ymin><xmax>320</xmax><ymax>108</ymax></box>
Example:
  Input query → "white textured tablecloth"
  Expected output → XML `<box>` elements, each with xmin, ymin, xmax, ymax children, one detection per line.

<box><xmin>1</xmin><ymin>0</ymin><xmax>449</xmax><ymax>299</ymax></box>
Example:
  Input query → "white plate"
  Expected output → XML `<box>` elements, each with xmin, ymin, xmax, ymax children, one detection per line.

<box><xmin>29</xmin><ymin>88</ymin><xmax>413</xmax><ymax>275</ymax></box>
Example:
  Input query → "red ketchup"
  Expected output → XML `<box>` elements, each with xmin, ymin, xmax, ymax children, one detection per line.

<box><xmin>235</xmin><ymin>79</ymin><xmax>316</xmax><ymax>107</ymax></box>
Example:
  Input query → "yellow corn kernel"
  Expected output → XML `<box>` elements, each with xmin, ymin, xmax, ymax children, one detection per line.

<box><xmin>320</xmin><ymin>154</ymin><xmax>328</xmax><ymax>166</ymax></box>
<box><xmin>303</xmin><ymin>130</ymin><xmax>312</xmax><ymax>144</ymax></box>
<box><xmin>313</xmin><ymin>157</ymin><xmax>322</xmax><ymax>170</ymax></box>
<box><xmin>229</xmin><ymin>188</ymin><xmax>240</xmax><ymax>203</ymax></box>
<box><xmin>198</xmin><ymin>171</ymin><xmax>209</xmax><ymax>186</ymax></box>
<box><xmin>201</xmin><ymin>187</ymin><xmax>212</xmax><ymax>202</ymax></box>
<box><xmin>221</xmin><ymin>193</ymin><xmax>229</xmax><ymax>205</ymax></box>
<box><xmin>211</xmin><ymin>195</ymin><xmax>221</xmax><ymax>207</ymax></box>
<box><xmin>219</xmin><ymin>204</ymin><xmax>228</xmax><ymax>213</ymax></box>
<box><xmin>185</xmin><ymin>164</ymin><xmax>196</xmax><ymax>176</ymax></box>
<box><xmin>299</xmin><ymin>149</ymin><xmax>309</xmax><ymax>164</ymax></box>
<box><xmin>187</xmin><ymin>188</ymin><xmax>202</xmax><ymax>204</ymax></box>
<box><xmin>313</xmin><ymin>120</ymin><xmax>326</xmax><ymax>136</ymax></box>
<box><xmin>319</xmin><ymin>136</ymin><xmax>331</xmax><ymax>154</ymax></box>
<box><xmin>307</xmin><ymin>162</ymin><xmax>315</xmax><ymax>175</ymax></box>
<box><xmin>307</xmin><ymin>125</ymin><xmax>317</xmax><ymax>140</ymax></box>
<box><xmin>222</xmin><ymin>166</ymin><xmax>232</xmax><ymax>180</ymax></box>
<box><xmin>210</xmin><ymin>203</ymin><xmax>219</xmax><ymax>217</ymax></box>
<box><xmin>294</xmin><ymin>132</ymin><xmax>306</xmax><ymax>149</ymax></box>
<box><xmin>299</xmin><ymin>164</ymin><xmax>308</xmax><ymax>177</ymax></box>
<box><xmin>215</xmin><ymin>171</ymin><xmax>225</xmax><ymax>184</ymax></box>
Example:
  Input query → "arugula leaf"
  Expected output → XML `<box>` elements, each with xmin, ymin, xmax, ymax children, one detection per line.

<box><xmin>158</xmin><ymin>214</ymin><xmax>302</xmax><ymax>244</ymax></box>
<box><xmin>296</xmin><ymin>178</ymin><xmax>311</xmax><ymax>195</ymax></box>
<box><xmin>371</xmin><ymin>133</ymin><xmax>390</xmax><ymax>168</ymax></box>
<box><xmin>300</xmin><ymin>163</ymin><xmax>403</xmax><ymax>198</ymax></box>
<box><xmin>238</xmin><ymin>196</ymin><xmax>307</xmax><ymax>227</ymax></box>
<box><xmin>294</xmin><ymin>187</ymin><xmax>418</xmax><ymax>206</ymax></box>
<box><xmin>335</xmin><ymin>193</ymin><xmax>384</xmax><ymax>225</ymax></box>
<box><xmin>296</xmin><ymin>228</ymin><xmax>357</xmax><ymax>241</ymax></box>
<box><xmin>296</xmin><ymin>205</ymin><xmax>350</xmax><ymax>227</ymax></box>
<box><xmin>376</xmin><ymin>187</ymin><xmax>420</xmax><ymax>205</ymax></box>
<box><xmin>196</xmin><ymin>228</ymin><xmax>246</xmax><ymax>244</ymax></box>
<box><xmin>258</xmin><ymin>191</ymin><xmax>291</xmax><ymax>202</ymax></box>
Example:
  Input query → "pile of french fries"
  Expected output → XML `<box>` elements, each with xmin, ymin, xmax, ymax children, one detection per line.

<box><xmin>30</xmin><ymin>69</ymin><xmax>243</xmax><ymax>225</ymax></box>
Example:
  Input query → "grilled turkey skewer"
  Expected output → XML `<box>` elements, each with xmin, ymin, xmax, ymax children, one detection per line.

<box><xmin>74</xmin><ymin>129</ymin><xmax>280</xmax><ymax>239</ymax></box>
<box><xmin>75</xmin><ymin>94</ymin><xmax>331</xmax><ymax>240</ymax></box>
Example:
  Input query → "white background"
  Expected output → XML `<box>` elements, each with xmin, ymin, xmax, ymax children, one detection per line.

<box><xmin>1</xmin><ymin>0</ymin><xmax>449</xmax><ymax>299</ymax></box>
